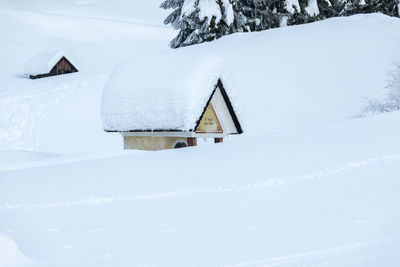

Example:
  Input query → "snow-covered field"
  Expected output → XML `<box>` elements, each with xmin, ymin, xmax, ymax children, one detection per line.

<box><xmin>0</xmin><ymin>1</ymin><xmax>400</xmax><ymax>266</ymax></box>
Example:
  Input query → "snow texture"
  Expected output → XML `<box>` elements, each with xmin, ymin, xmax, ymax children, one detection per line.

<box><xmin>102</xmin><ymin>51</ymin><xmax>238</xmax><ymax>132</ymax></box>
<box><xmin>24</xmin><ymin>51</ymin><xmax>76</xmax><ymax>76</ymax></box>
<box><xmin>0</xmin><ymin>233</ymin><xmax>32</xmax><ymax>266</ymax></box>
<box><xmin>1</xmin><ymin>110</ymin><xmax>400</xmax><ymax>267</ymax></box>
<box><xmin>0</xmin><ymin>150</ymin><xmax>58</xmax><ymax>164</ymax></box>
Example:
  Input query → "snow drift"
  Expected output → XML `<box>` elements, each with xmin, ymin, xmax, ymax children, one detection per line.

<box><xmin>0</xmin><ymin>233</ymin><xmax>32</xmax><ymax>267</ymax></box>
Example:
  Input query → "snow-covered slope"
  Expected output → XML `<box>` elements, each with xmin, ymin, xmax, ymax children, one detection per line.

<box><xmin>0</xmin><ymin>0</ymin><xmax>168</xmax><ymax>25</ymax></box>
<box><xmin>0</xmin><ymin>1</ymin><xmax>400</xmax><ymax>266</ymax></box>
<box><xmin>1</xmin><ymin>111</ymin><xmax>400</xmax><ymax>266</ymax></box>
<box><xmin>0</xmin><ymin>233</ymin><xmax>33</xmax><ymax>267</ymax></box>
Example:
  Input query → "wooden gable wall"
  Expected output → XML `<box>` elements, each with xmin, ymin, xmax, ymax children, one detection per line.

<box><xmin>29</xmin><ymin>57</ymin><xmax>78</xmax><ymax>79</ymax></box>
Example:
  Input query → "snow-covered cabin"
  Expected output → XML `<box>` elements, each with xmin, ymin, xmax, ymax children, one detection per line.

<box><xmin>102</xmin><ymin>52</ymin><xmax>243</xmax><ymax>151</ymax></box>
<box><xmin>24</xmin><ymin>51</ymin><xmax>78</xmax><ymax>79</ymax></box>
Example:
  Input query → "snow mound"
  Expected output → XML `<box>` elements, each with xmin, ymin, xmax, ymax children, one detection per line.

<box><xmin>0</xmin><ymin>233</ymin><xmax>32</xmax><ymax>266</ymax></box>
<box><xmin>24</xmin><ymin>50</ymin><xmax>76</xmax><ymax>76</ymax></box>
<box><xmin>101</xmin><ymin>51</ymin><xmax>238</xmax><ymax>132</ymax></box>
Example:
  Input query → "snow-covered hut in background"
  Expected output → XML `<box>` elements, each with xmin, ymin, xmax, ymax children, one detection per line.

<box><xmin>102</xmin><ymin>52</ymin><xmax>243</xmax><ymax>151</ymax></box>
<box><xmin>24</xmin><ymin>51</ymin><xmax>78</xmax><ymax>79</ymax></box>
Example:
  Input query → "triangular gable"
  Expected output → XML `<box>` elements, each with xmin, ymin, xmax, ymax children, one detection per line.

<box><xmin>194</xmin><ymin>79</ymin><xmax>243</xmax><ymax>135</ymax></box>
<box><xmin>50</xmin><ymin>57</ymin><xmax>78</xmax><ymax>74</ymax></box>
<box><xmin>24</xmin><ymin>51</ymin><xmax>78</xmax><ymax>76</ymax></box>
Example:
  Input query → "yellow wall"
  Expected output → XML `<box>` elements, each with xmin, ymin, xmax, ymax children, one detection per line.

<box><xmin>124</xmin><ymin>136</ymin><xmax>190</xmax><ymax>151</ymax></box>
<box><xmin>195</xmin><ymin>103</ymin><xmax>223</xmax><ymax>133</ymax></box>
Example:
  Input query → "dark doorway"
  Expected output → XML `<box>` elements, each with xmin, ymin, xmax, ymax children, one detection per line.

<box><xmin>174</xmin><ymin>141</ymin><xmax>188</xmax><ymax>149</ymax></box>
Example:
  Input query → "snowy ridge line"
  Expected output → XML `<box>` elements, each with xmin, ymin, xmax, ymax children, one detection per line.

<box><xmin>219</xmin><ymin>235</ymin><xmax>400</xmax><ymax>267</ymax></box>
<box><xmin>0</xmin><ymin>149</ymin><xmax>138</xmax><ymax>173</ymax></box>
<box><xmin>1</xmin><ymin>154</ymin><xmax>399</xmax><ymax>210</ymax></box>
<box><xmin>0</xmin><ymin>5</ymin><xmax>167</xmax><ymax>28</ymax></box>
<box><xmin>296</xmin><ymin>154</ymin><xmax>400</xmax><ymax>181</ymax></box>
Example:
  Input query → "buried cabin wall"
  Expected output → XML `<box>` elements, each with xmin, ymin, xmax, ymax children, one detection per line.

<box><xmin>56</xmin><ymin>57</ymin><xmax>77</xmax><ymax>75</ymax></box>
<box><xmin>124</xmin><ymin>136</ymin><xmax>195</xmax><ymax>151</ymax></box>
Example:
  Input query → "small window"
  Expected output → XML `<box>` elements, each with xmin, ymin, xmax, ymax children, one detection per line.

<box><xmin>174</xmin><ymin>141</ymin><xmax>188</xmax><ymax>149</ymax></box>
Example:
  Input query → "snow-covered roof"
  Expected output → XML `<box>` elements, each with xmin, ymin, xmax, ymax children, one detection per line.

<box><xmin>24</xmin><ymin>51</ymin><xmax>76</xmax><ymax>76</ymax></box>
<box><xmin>101</xmin><ymin>51</ymin><xmax>239</xmax><ymax>132</ymax></box>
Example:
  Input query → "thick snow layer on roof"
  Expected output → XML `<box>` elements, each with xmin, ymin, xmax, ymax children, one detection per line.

<box><xmin>24</xmin><ymin>50</ymin><xmax>75</xmax><ymax>76</ymax></box>
<box><xmin>102</xmin><ymin>51</ymin><xmax>238</xmax><ymax>132</ymax></box>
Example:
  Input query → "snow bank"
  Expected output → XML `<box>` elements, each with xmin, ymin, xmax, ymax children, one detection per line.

<box><xmin>1</xmin><ymin>111</ymin><xmax>400</xmax><ymax>267</ymax></box>
<box><xmin>0</xmin><ymin>233</ymin><xmax>32</xmax><ymax>267</ymax></box>
<box><xmin>102</xmin><ymin>51</ymin><xmax>238</xmax><ymax>131</ymax></box>
<box><xmin>0</xmin><ymin>150</ymin><xmax>58</xmax><ymax>164</ymax></box>
<box><xmin>24</xmin><ymin>51</ymin><xmax>76</xmax><ymax>76</ymax></box>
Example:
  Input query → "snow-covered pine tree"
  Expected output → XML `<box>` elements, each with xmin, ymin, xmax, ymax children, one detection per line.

<box><xmin>316</xmin><ymin>0</ymin><xmax>338</xmax><ymax>19</ymax></box>
<box><xmin>161</xmin><ymin>0</ymin><xmax>239</xmax><ymax>48</ymax></box>
<box><xmin>161</xmin><ymin>0</ymin><xmax>400</xmax><ymax>48</ymax></box>
<box><xmin>340</xmin><ymin>0</ymin><xmax>400</xmax><ymax>17</ymax></box>
<box><xmin>239</xmin><ymin>0</ymin><xmax>323</xmax><ymax>30</ymax></box>
<box><xmin>231</xmin><ymin>0</ymin><xmax>249</xmax><ymax>31</ymax></box>
<box><xmin>238</xmin><ymin>0</ymin><xmax>283</xmax><ymax>31</ymax></box>
<box><xmin>286</xmin><ymin>0</ymin><xmax>327</xmax><ymax>25</ymax></box>
<box><xmin>160</xmin><ymin>0</ymin><xmax>185</xmax><ymax>28</ymax></box>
